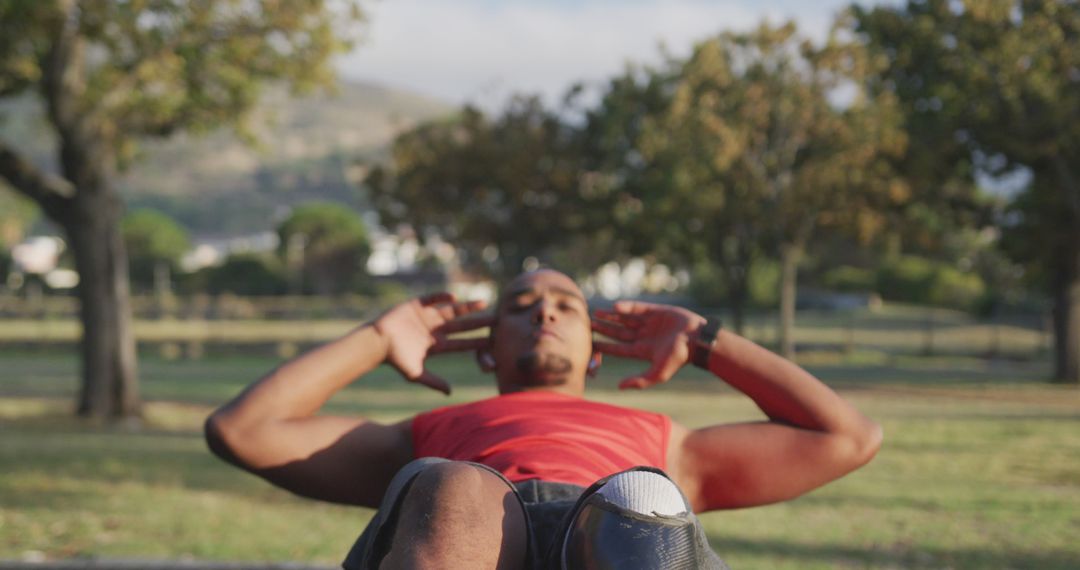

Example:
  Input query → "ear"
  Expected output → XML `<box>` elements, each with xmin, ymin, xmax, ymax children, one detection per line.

<box><xmin>586</xmin><ymin>352</ymin><xmax>603</xmax><ymax>378</ymax></box>
<box><xmin>476</xmin><ymin>349</ymin><xmax>497</xmax><ymax>373</ymax></box>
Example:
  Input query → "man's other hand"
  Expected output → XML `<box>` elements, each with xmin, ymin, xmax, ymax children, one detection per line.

<box><xmin>592</xmin><ymin>301</ymin><xmax>706</xmax><ymax>390</ymax></box>
<box><xmin>373</xmin><ymin>293</ymin><xmax>492</xmax><ymax>394</ymax></box>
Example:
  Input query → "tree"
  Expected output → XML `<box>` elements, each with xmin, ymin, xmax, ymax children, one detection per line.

<box><xmin>199</xmin><ymin>253</ymin><xmax>287</xmax><ymax>296</ymax></box>
<box><xmin>277</xmin><ymin>202</ymin><xmax>370</xmax><ymax>295</ymax></box>
<box><xmin>0</xmin><ymin>187</ymin><xmax>37</xmax><ymax>248</ymax></box>
<box><xmin>0</xmin><ymin>0</ymin><xmax>363</xmax><ymax>419</ymax></box>
<box><xmin>607</xmin><ymin>22</ymin><xmax>905</xmax><ymax>352</ymax></box>
<box><xmin>367</xmin><ymin>96</ymin><xmax>612</xmax><ymax>280</ymax></box>
<box><xmin>853</xmin><ymin>0</ymin><xmax>1080</xmax><ymax>383</ymax></box>
<box><xmin>121</xmin><ymin>208</ymin><xmax>190</xmax><ymax>293</ymax></box>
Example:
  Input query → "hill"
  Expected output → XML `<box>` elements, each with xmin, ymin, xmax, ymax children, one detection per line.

<box><xmin>0</xmin><ymin>81</ymin><xmax>454</xmax><ymax>238</ymax></box>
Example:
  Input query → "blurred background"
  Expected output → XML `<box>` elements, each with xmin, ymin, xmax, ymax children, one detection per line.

<box><xmin>1</xmin><ymin>0</ymin><xmax>1077</xmax><ymax>568</ymax></box>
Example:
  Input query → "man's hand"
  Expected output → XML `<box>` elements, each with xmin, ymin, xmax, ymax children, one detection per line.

<box><xmin>592</xmin><ymin>300</ymin><xmax>706</xmax><ymax>390</ymax></box>
<box><xmin>373</xmin><ymin>292</ymin><xmax>492</xmax><ymax>394</ymax></box>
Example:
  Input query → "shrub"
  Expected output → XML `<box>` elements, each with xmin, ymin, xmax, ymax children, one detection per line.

<box><xmin>823</xmin><ymin>265</ymin><xmax>876</xmax><ymax>293</ymax></box>
<box><xmin>876</xmin><ymin>256</ymin><xmax>937</xmax><ymax>304</ymax></box>
<box><xmin>201</xmin><ymin>254</ymin><xmax>288</xmax><ymax>296</ymax></box>
<box><xmin>875</xmin><ymin>256</ymin><xmax>986</xmax><ymax>311</ymax></box>
<box><xmin>688</xmin><ymin>259</ymin><xmax>779</xmax><ymax>308</ymax></box>
<box><xmin>121</xmin><ymin>209</ymin><xmax>191</xmax><ymax>291</ymax></box>
<box><xmin>927</xmin><ymin>266</ymin><xmax>986</xmax><ymax>311</ymax></box>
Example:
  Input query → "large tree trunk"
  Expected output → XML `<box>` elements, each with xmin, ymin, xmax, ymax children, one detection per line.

<box><xmin>62</xmin><ymin>161</ymin><xmax>141</xmax><ymax>419</ymax></box>
<box><xmin>717</xmin><ymin>237</ymin><xmax>754</xmax><ymax>335</ymax></box>
<box><xmin>1048</xmin><ymin>159</ymin><xmax>1080</xmax><ymax>384</ymax></box>
<box><xmin>778</xmin><ymin>243</ymin><xmax>802</xmax><ymax>360</ymax></box>
<box><xmin>1050</xmin><ymin>246</ymin><xmax>1080</xmax><ymax>384</ymax></box>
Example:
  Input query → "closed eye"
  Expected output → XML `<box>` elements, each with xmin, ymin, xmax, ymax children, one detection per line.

<box><xmin>508</xmin><ymin>295</ymin><xmax>538</xmax><ymax>313</ymax></box>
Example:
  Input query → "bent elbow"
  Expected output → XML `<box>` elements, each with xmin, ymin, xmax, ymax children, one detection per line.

<box><xmin>204</xmin><ymin>411</ymin><xmax>242</xmax><ymax>465</ymax></box>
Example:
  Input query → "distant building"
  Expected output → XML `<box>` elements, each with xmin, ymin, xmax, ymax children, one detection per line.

<box><xmin>180</xmin><ymin>231</ymin><xmax>280</xmax><ymax>272</ymax></box>
<box><xmin>11</xmin><ymin>236</ymin><xmax>64</xmax><ymax>275</ymax></box>
<box><xmin>7</xmin><ymin>236</ymin><xmax>79</xmax><ymax>291</ymax></box>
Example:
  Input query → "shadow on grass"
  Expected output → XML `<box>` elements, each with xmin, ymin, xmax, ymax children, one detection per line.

<box><xmin>708</xmin><ymin>536</ymin><xmax>1080</xmax><ymax>570</ymax></box>
<box><xmin>0</xmin><ymin>421</ymin><xmax>258</xmax><ymax>499</ymax></box>
<box><xmin>803</xmin><ymin>362</ymin><xmax>1052</xmax><ymax>387</ymax></box>
<box><xmin>794</xmin><ymin>491</ymin><xmax>1079</xmax><ymax>514</ymax></box>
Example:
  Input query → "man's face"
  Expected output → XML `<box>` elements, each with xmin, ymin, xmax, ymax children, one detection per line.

<box><xmin>489</xmin><ymin>270</ymin><xmax>593</xmax><ymax>392</ymax></box>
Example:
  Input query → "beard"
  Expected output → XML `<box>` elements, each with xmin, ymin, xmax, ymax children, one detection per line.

<box><xmin>515</xmin><ymin>352</ymin><xmax>573</xmax><ymax>386</ymax></box>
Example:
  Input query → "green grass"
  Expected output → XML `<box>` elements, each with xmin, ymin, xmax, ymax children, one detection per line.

<box><xmin>1</xmin><ymin>350</ymin><xmax>1078</xmax><ymax>569</ymax></box>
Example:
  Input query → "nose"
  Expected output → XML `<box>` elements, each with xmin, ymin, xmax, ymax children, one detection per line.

<box><xmin>532</xmin><ymin>299</ymin><xmax>557</xmax><ymax>324</ymax></box>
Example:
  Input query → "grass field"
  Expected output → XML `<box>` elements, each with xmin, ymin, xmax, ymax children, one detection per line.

<box><xmin>1</xmin><ymin>346</ymin><xmax>1078</xmax><ymax>569</ymax></box>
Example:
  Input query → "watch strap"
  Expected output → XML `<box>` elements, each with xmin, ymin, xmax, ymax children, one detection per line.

<box><xmin>691</xmin><ymin>317</ymin><xmax>722</xmax><ymax>369</ymax></box>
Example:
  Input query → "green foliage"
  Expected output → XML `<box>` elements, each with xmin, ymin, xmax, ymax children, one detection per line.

<box><xmin>121</xmin><ymin>208</ymin><xmax>190</xmax><ymax>291</ymax></box>
<box><xmin>876</xmin><ymin>256</ymin><xmax>937</xmax><ymax>304</ymax></box>
<box><xmin>0</xmin><ymin>186</ymin><xmax>37</xmax><ymax>247</ymax></box>
<box><xmin>999</xmin><ymin>172</ymin><xmax>1076</xmax><ymax>290</ymax></box>
<box><xmin>853</xmin><ymin>0</ymin><xmax>1080</xmax><ymax>380</ymax></box>
<box><xmin>276</xmin><ymin>201</ymin><xmax>370</xmax><ymax>295</ymax></box>
<box><xmin>0</xmin><ymin>247</ymin><xmax>10</xmax><ymax>285</ymax></box>
<box><xmin>0</xmin><ymin>0</ymin><xmax>371</xmax><ymax>416</ymax></box>
<box><xmin>580</xmin><ymin>21</ymin><xmax>906</xmax><ymax>333</ymax></box>
<box><xmin>0</xmin><ymin>0</ymin><xmax>364</xmax><ymax>159</ymax></box>
<box><xmin>875</xmin><ymin>255</ymin><xmax>986</xmax><ymax>311</ymax></box>
<box><xmin>748</xmin><ymin>259</ymin><xmax>782</xmax><ymax>308</ymax></box>
<box><xmin>368</xmin><ymin>97</ymin><xmax>615</xmax><ymax>279</ymax></box>
<box><xmin>688</xmin><ymin>259</ymin><xmax>780</xmax><ymax>308</ymax></box>
<box><xmin>927</xmin><ymin>266</ymin><xmax>986</xmax><ymax>310</ymax></box>
<box><xmin>687</xmin><ymin>263</ymin><xmax>728</xmax><ymax>307</ymax></box>
<box><xmin>188</xmin><ymin>253</ymin><xmax>287</xmax><ymax>297</ymax></box>
<box><xmin>823</xmin><ymin>266</ymin><xmax>877</xmax><ymax>293</ymax></box>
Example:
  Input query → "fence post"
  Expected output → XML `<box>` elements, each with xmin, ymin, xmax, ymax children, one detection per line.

<box><xmin>1041</xmin><ymin>312</ymin><xmax>1053</xmax><ymax>357</ymax></box>
<box><xmin>987</xmin><ymin>309</ymin><xmax>1000</xmax><ymax>359</ymax></box>
<box><xmin>922</xmin><ymin>309</ymin><xmax>935</xmax><ymax>356</ymax></box>
<box><xmin>844</xmin><ymin>311</ymin><xmax>855</xmax><ymax>355</ymax></box>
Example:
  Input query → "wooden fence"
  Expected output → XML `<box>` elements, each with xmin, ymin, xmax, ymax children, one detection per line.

<box><xmin>0</xmin><ymin>294</ymin><xmax>1053</xmax><ymax>361</ymax></box>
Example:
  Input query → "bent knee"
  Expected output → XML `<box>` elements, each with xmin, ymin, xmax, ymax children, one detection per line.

<box><xmin>594</xmin><ymin>469</ymin><xmax>690</xmax><ymax>515</ymax></box>
<box><xmin>411</xmin><ymin>461</ymin><xmax>511</xmax><ymax>500</ymax></box>
<box><xmin>561</xmin><ymin>470</ymin><xmax>718</xmax><ymax>569</ymax></box>
<box><xmin>387</xmin><ymin>462</ymin><xmax>528</xmax><ymax>568</ymax></box>
<box><xmin>403</xmin><ymin>461</ymin><xmax>521</xmax><ymax>521</ymax></box>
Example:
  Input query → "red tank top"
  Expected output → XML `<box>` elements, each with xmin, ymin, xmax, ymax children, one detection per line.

<box><xmin>411</xmin><ymin>391</ymin><xmax>671</xmax><ymax>487</ymax></box>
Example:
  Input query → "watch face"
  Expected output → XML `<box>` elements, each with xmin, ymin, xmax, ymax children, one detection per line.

<box><xmin>698</xmin><ymin>318</ymin><xmax>721</xmax><ymax>345</ymax></box>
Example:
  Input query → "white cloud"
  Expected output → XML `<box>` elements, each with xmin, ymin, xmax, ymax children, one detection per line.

<box><xmin>338</xmin><ymin>0</ymin><xmax>875</xmax><ymax>108</ymax></box>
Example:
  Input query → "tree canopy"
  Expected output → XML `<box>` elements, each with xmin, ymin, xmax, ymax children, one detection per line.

<box><xmin>367</xmin><ymin>97</ymin><xmax>614</xmax><ymax>280</ymax></box>
<box><xmin>121</xmin><ymin>208</ymin><xmax>190</xmax><ymax>291</ymax></box>
<box><xmin>277</xmin><ymin>201</ymin><xmax>370</xmax><ymax>295</ymax></box>
<box><xmin>0</xmin><ymin>0</ymin><xmax>365</xmax><ymax>419</ymax></box>
<box><xmin>579</xmin><ymin>22</ymin><xmax>907</xmax><ymax>348</ymax></box>
<box><xmin>853</xmin><ymin>0</ymin><xmax>1080</xmax><ymax>382</ymax></box>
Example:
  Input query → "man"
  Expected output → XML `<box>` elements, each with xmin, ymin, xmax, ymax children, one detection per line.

<box><xmin>205</xmin><ymin>269</ymin><xmax>882</xmax><ymax>569</ymax></box>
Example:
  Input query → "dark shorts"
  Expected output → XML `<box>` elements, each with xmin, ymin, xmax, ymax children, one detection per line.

<box><xmin>341</xmin><ymin>458</ymin><xmax>727</xmax><ymax>569</ymax></box>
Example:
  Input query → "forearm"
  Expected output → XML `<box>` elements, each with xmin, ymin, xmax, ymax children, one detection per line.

<box><xmin>703</xmin><ymin>330</ymin><xmax>876</xmax><ymax>437</ymax></box>
<box><xmin>214</xmin><ymin>324</ymin><xmax>389</xmax><ymax>425</ymax></box>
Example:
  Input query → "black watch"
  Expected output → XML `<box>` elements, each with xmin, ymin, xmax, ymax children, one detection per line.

<box><xmin>690</xmin><ymin>317</ymin><xmax>722</xmax><ymax>369</ymax></box>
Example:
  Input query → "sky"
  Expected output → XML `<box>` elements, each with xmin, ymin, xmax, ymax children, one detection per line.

<box><xmin>338</xmin><ymin>0</ymin><xmax>893</xmax><ymax>109</ymax></box>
